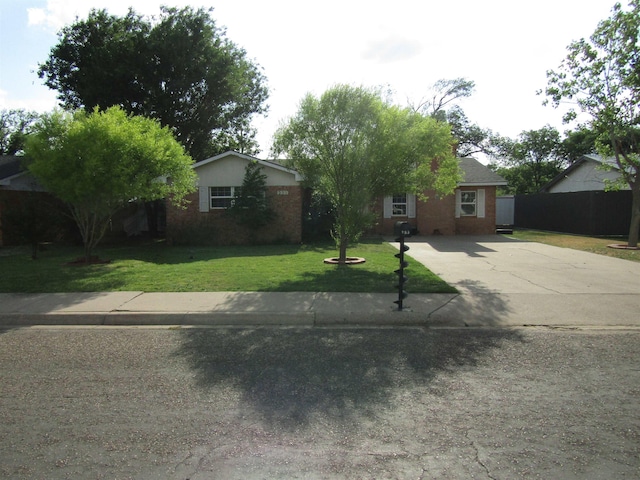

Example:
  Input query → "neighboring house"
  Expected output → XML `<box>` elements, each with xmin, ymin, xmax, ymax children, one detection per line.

<box><xmin>0</xmin><ymin>156</ymin><xmax>48</xmax><ymax>246</ymax></box>
<box><xmin>516</xmin><ymin>154</ymin><xmax>632</xmax><ymax>236</ymax></box>
<box><xmin>373</xmin><ymin>157</ymin><xmax>508</xmax><ymax>236</ymax></box>
<box><xmin>0</xmin><ymin>156</ymin><xmax>44</xmax><ymax>192</ymax></box>
<box><xmin>166</xmin><ymin>151</ymin><xmax>304</xmax><ymax>245</ymax></box>
<box><xmin>540</xmin><ymin>154</ymin><xmax>628</xmax><ymax>193</ymax></box>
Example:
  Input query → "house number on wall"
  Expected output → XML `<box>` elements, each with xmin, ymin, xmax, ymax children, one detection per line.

<box><xmin>277</xmin><ymin>190</ymin><xmax>289</xmax><ymax>195</ymax></box>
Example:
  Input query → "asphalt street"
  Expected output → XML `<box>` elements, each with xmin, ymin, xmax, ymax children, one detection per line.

<box><xmin>1</xmin><ymin>326</ymin><xmax>638</xmax><ymax>479</ymax></box>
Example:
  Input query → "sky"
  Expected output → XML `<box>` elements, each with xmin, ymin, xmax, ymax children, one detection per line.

<box><xmin>0</xmin><ymin>0</ymin><xmax>616</xmax><ymax>161</ymax></box>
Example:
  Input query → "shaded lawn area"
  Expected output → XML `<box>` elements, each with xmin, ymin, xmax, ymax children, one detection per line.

<box><xmin>509</xmin><ymin>229</ymin><xmax>639</xmax><ymax>263</ymax></box>
<box><xmin>0</xmin><ymin>240</ymin><xmax>456</xmax><ymax>294</ymax></box>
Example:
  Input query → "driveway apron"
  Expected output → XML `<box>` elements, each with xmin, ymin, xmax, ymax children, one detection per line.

<box><xmin>399</xmin><ymin>235</ymin><xmax>640</xmax><ymax>327</ymax></box>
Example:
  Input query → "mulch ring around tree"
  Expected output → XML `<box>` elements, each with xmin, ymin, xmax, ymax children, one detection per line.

<box><xmin>323</xmin><ymin>257</ymin><xmax>366</xmax><ymax>265</ymax></box>
<box><xmin>608</xmin><ymin>244</ymin><xmax>640</xmax><ymax>250</ymax></box>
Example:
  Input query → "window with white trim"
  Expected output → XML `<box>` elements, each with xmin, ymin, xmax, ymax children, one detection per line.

<box><xmin>460</xmin><ymin>191</ymin><xmax>476</xmax><ymax>216</ymax></box>
<box><xmin>210</xmin><ymin>186</ymin><xmax>239</xmax><ymax>209</ymax></box>
<box><xmin>392</xmin><ymin>193</ymin><xmax>407</xmax><ymax>216</ymax></box>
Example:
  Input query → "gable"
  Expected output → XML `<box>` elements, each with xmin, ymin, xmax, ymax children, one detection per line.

<box><xmin>193</xmin><ymin>151</ymin><xmax>301</xmax><ymax>187</ymax></box>
<box><xmin>542</xmin><ymin>154</ymin><xmax>627</xmax><ymax>193</ymax></box>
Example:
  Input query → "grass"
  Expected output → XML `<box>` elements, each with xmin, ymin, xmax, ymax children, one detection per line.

<box><xmin>508</xmin><ymin>229</ymin><xmax>639</xmax><ymax>262</ymax></box>
<box><xmin>0</xmin><ymin>240</ymin><xmax>456</xmax><ymax>294</ymax></box>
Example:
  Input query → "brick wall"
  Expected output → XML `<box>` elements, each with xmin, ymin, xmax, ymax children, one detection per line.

<box><xmin>372</xmin><ymin>186</ymin><xmax>498</xmax><ymax>236</ymax></box>
<box><xmin>166</xmin><ymin>185</ymin><xmax>303</xmax><ymax>245</ymax></box>
<box><xmin>455</xmin><ymin>186</ymin><xmax>497</xmax><ymax>235</ymax></box>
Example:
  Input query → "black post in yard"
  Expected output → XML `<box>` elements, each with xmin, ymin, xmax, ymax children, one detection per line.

<box><xmin>393</xmin><ymin>221</ymin><xmax>412</xmax><ymax>311</ymax></box>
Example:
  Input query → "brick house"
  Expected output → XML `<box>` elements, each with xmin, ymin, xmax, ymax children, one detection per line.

<box><xmin>166</xmin><ymin>151</ymin><xmax>304</xmax><ymax>245</ymax></box>
<box><xmin>167</xmin><ymin>153</ymin><xmax>507</xmax><ymax>244</ymax></box>
<box><xmin>373</xmin><ymin>157</ymin><xmax>507</xmax><ymax>236</ymax></box>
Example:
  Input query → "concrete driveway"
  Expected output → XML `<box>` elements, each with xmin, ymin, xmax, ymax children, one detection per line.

<box><xmin>402</xmin><ymin>235</ymin><xmax>640</xmax><ymax>327</ymax></box>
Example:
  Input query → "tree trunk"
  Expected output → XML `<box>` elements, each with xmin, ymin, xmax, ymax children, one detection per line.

<box><xmin>144</xmin><ymin>200</ymin><xmax>159</xmax><ymax>238</ymax></box>
<box><xmin>628</xmin><ymin>182</ymin><xmax>640</xmax><ymax>248</ymax></box>
<box><xmin>338</xmin><ymin>235</ymin><xmax>348</xmax><ymax>264</ymax></box>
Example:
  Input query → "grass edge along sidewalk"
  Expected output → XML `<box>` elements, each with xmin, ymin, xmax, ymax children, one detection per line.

<box><xmin>0</xmin><ymin>240</ymin><xmax>456</xmax><ymax>294</ymax></box>
<box><xmin>508</xmin><ymin>229</ymin><xmax>638</xmax><ymax>263</ymax></box>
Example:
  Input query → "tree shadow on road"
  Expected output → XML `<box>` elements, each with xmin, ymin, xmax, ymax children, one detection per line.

<box><xmin>175</xmin><ymin>326</ymin><xmax>524</xmax><ymax>429</ymax></box>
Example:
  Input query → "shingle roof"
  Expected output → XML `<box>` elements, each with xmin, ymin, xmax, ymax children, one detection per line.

<box><xmin>458</xmin><ymin>157</ymin><xmax>507</xmax><ymax>186</ymax></box>
<box><xmin>0</xmin><ymin>156</ymin><xmax>24</xmax><ymax>181</ymax></box>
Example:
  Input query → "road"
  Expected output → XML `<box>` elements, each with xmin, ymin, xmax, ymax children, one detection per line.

<box><xmin>1</xmin><ymin>326</ymin><xmax>639</xmax><ymax>479</ymax></box>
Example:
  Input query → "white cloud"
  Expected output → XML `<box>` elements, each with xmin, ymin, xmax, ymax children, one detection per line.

<box><xmin>26</xmin><ymin>0</ymin><xmax>86</xmax><ymax>31</ymax></box>
<box><xmin>363</xmin><ymin>36</ymin><xmax>423</xmax><ymax>63</ymax></box>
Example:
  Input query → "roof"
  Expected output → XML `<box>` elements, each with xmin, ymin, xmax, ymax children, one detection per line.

<box><xmin>0</xmin><ymin>156</ymin><xmax>27</xmax><ymax>185</ymax></box>
<box><xmin>458</xmin><ymin>157</ymin><xmax>507</xmax><ymax>186</ymax></box>
<box><xmin>193</xmin><ymin>150</ymin><xmax>303</xmax><ymax>181</ymax></box>
<box><xmin>540</xmin><ymin>154</ymin><xmax>620</xmax><ymax>192</ymax></box>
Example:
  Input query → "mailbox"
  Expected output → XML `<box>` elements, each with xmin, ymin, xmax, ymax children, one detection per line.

<box><xmin>394</xmin><ymin>221</ymin><xmax>413</xmax><ymax>237</ymax></box>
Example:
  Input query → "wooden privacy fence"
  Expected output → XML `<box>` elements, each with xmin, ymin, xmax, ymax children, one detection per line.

<box><xmin>515</xmin><ymin>190</ymin><xmax>632</xmax><ymax>236</ymax></box>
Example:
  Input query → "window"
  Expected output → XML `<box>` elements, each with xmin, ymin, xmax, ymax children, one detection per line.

<box><xmin>392</xmin><ymin>193</ymin><xmax>407</xmax><ymax>216</ymax></box>
<box><xmin>460</xmin><ymin>191</ymin><xmax>476</xmax><ymax>216</ymax></box>
<box><xmin>210</xmin><ymin>186</ymin><xmax>238</xmax><ymax>209</ymax></box>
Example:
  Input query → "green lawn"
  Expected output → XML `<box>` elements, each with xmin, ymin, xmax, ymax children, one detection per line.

<box><xmin>0</xmin><ymin>240</ymin><xmax>456</xmax><ymax>294</ymax></box>
<box><xmin>508</xmin><ymin>229</ymin><xmax>639</xmax><ymax>262</ymax></box>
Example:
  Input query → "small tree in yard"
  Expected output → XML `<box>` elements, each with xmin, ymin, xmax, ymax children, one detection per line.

<box><xmin>25</xmin><ymin>106</ymin><xmax>196</xmax><ymax>262</ymax></box>
<box><xmin>542</xmin><ymin>1</ymin><xmax>640</xmax><ymax>247</ymax></box>
<box><xmin>273</xmin><ymin>84</ymin><xmax>460</xmax><ymax>263</ymax></box>
<box><xmin>226</xmin><ymin>161</ymin><xmax>275</xmax><ymax>237</ymax></box>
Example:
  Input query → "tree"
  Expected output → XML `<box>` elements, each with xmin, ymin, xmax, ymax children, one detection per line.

<box><xmin>273</xmin><ymin>85</ymin><xmax>459</xmax><ymax>263</ymax></box>
<box><xmin>226</xmin><ymin>160</ymin><xmax>275</xmax><ymax>236</ymax></box>
<box><xmin>560</xmin><ymin>126</ymin><xmax>599</xmax><ymax>162</ymax></box>
<box><xmin>409</xmin><ymin>78</ymin><xmax>475</xmax><ymax>121</ymax></box>
<box><xmin>25</xmin><ymin>107</ymin><xmax>196</xmax><ymax>262</ymax></box>
<box><xmin>409</xmin><ymin>78</ymin><xmax>504</xmax><ymax>158</ymax></box>
<box><xmin>541</xmin><ymin>0</ymin><xmax>640</xmax><ymax>247</ymax></box>
<box><xmin>38</xmin><ymin>6</ymin><xmax>268</xmax><ymax>160</ymax></box>
<box><xmin>1</xmin><ymin>109</ymin><xmax>39</xmax><ymax>155</ymax></box>
<box><xmin>490</xmin><ymin>126</ymin><xmax>566</xmax><ymax>194</ymax></box>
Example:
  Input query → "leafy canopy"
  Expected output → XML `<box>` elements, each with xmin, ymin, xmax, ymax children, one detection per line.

<box><xmin>25</xmin><ymin>106</ymin><xmax>196</xmax><ymax>259</ymax></box>
<box><xmin>541</xmin><ymin>0</ymin><xmax>640</xmax><ymax>246</ymax></box>
<box><xmin>38</xmin><ymin>6</ymin><xmax>268</xmax><ymax>160</ymax></box>
<box><xmin>226</xmin><ymin>161</ymin><xmax>276</xmax><ymax>230</ymax></box>
<box><xmin>273</xmin><ymin>84</ymin><xmax>459</xmax><ymax>262</ymax></box>
<box><xmin>1</xmin><ymin>109</ymin><xmax>39</xmax><ymax>155</ymax></box>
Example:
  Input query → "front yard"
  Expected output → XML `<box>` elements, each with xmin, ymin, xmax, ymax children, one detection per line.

<box><xmin>508</xmin><ymin>229</ymin><xmax>638</xmax><ymax>262</ymax></box>
<box><xmin>0</xmin><ymin>240</ymin><xmax>456</xmax><ymax>294</ymax></box>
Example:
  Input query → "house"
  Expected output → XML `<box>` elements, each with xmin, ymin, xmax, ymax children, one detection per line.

<box><xmin>167</xmin><ymin>152</ymin><xmax>508</xmax><ymax>244</ymax></box>
<box><xmin>0</xmin><ymin>156</ymin><xmax>49</xmax><ymax>246</ymax></box>
<box><xmin>373</xmin><ymin>157</ymin><xmax>508</xmax><ymax>236</ymax></box>
<box><xmin>165</xmin><ymin>151</ymin><xmax>304</xmax><ymax>245</ymax></box>
<box><xmin>516</xmin><ymin>154</ymin><xmax>632</xmax><ymax>236</ymax></box>
<box><xmin>540</xmin><ymin>154</ymin><xmax>628</xmax><ymax>193</ymax></box>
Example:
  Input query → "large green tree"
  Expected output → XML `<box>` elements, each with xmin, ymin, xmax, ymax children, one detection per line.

<box><xmin>490</xmin><ymin>126</ymin><xmax>567</xmax><ymax>194</ymax></box>
<box><xmin>38</xmin><ymin>6</ymin><xmax>268</xmax><ymax>160</ymax></box>
<box><xmin>25</xmin><ymin>107</ymin><xmax>196</xmax><ymax>261</ymax></box>
<box><xmin>1</xmin><ymin>109</ymin><xmax>39</xmax><ymax>155</ymax></box>
<box><xmin>273</xmin><ymin>85</ymin><xmax>459</xmax><ymax>263</ymax></box>
<box><xmin>542</xmin><ymin>0</ymin><xmax>640</xmax><ymax>247</ymax></box>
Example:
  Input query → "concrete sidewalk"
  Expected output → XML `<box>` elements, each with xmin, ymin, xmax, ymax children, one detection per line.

<box><xmin>1</xmin><ymin>235</ymin><xmax>638</xmax><ymax>328</ymax></box>
<box><xmin>0</xmin><ymin>291</ymin><xmax>465</xmax><ymax>327</ymax></box>
<box><xmin>0</xmin><ymin>287</ymin><xmax>637</xmax><ymax>328</ymax></box>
